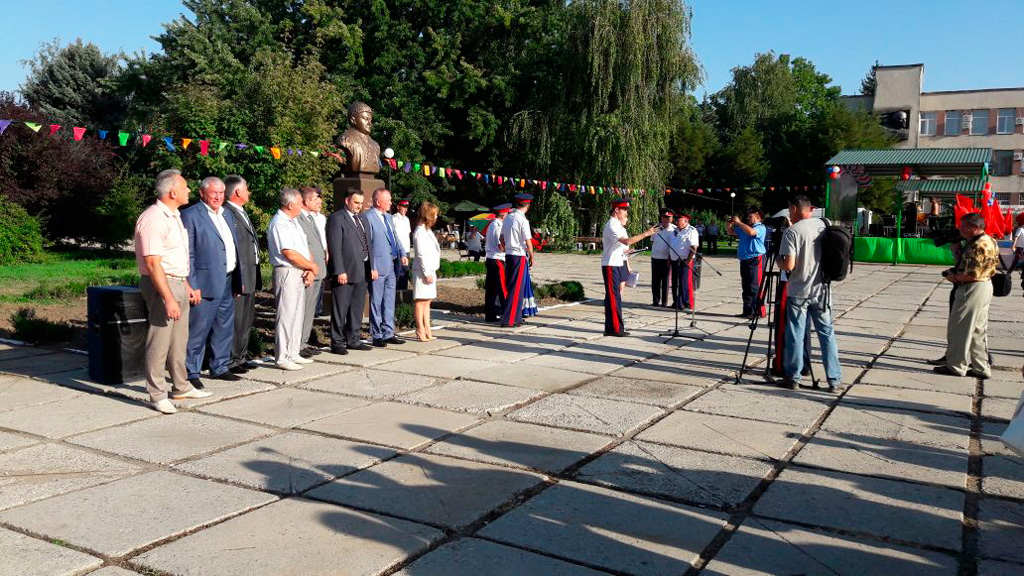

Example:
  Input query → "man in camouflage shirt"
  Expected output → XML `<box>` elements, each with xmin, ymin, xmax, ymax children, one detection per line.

<box><xmin>935</xmin><ymin>212</ymin><xmax>1000</xmax><ymax>379</ymax></box>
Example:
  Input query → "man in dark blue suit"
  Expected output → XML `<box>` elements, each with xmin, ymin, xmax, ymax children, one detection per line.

<box><xmin>365</xmin><ymin>188</ymin><xmax>408</xmax><ymax>347</ymax></box>
<box><xmin>182</xmin><ymin>177</ymin><xmax>242</xmax><ymax>388</ymax></box>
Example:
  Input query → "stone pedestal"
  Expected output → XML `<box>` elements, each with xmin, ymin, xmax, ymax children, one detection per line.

<box><xmin>332</xmin><ymin>176</ymin><xmax>385</xmax><ymax>204</ymax></box>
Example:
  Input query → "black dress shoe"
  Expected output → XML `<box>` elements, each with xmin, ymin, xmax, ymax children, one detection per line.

<box><xmin>604</xmin><ymin>331</ymin><xmax>630</xmax><ymax>337</ymax></box>
<box><xmin>774</xmin><ymin>377</ymin><xmax>798</xmax><ymax>389</ymax></box>
<box><xmin>385</xmin><ymin>336</ymin><xmax>405</xmax><ymax>345</ymax></box>
<box><xmin>189</xmin><ymin>377</ymin><xmax>205</xmax><ymax>390</ymax></box>
<box><xmin>966</xmin><ymin>369</ymin><xmax>991</xmax><ymax>380</ymax></box>
<box><xmin>213</xmin><ymin>372</ymin><xmax>242</xmax><ymax>382</ymax></box>
<box><xmin>299</xmin><ymin>348</ymin><xmax>322</xmax><ymax>358</ymax></box>
<box><xmin>229</xmin><ymin>365</ymin><xmax>250</xmax><ymax>374</ymax></box>
<box><xmin>330</xmin><ymin>347</ymin><xmax>349</xmax><ymax>355</ymax></box>
<box><xmin>933</xmin><ymin>366</ymin><xmax>965</xmax><ymax>377</ymax></box>
<box><xmin>350</xmin><ymin>343</ymin><xmax>373</xmax><ymax>351</ymax></box>
<box><xmin>372</xmin><ymin>339</ymin><xmax>388</xmax><ymax>348</ymax></box>
<box><xmin>926</xmin><ymin>356</ymin><xmax>946</xmax><ymax>366</ymax></box>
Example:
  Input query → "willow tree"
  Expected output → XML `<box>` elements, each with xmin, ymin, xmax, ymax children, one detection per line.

<box><xmin>510</xmin><ymin>0</ymin><xmax>700</xmax><ymax>234</ymax></box>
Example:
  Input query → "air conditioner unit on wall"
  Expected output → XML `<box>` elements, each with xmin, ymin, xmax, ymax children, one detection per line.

<box><xmin>1017</xmin><ymin>118</ymin><xmax>1024</xmax><ymax>125</ymax></box>
<box><xmin>1015</xmin><ymin>152</ymin><xmax>1023</xmax><ymax>161</ymax></box>
<box><xmin>962</xmin><ymin>116</ymin><xmax>972</xmax><ymax>129</ymax></box>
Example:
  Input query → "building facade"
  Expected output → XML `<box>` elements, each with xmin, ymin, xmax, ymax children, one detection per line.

<box><xmin>844</xmin><ymin>64</ymin><xmax>1024</xmax><ymax>205</ymax></box>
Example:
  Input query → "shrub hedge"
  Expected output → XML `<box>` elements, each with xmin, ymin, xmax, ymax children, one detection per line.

<box><xmin>0</xmin><ymin>196</ymin><xmax>46</xmax><ymax>265</ymax></box>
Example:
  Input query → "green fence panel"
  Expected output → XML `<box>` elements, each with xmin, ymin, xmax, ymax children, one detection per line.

<box><xmin>853</xmin><ymin>237</ymin><xmax>894</xmax><ymax>263</ymax></box>
<box><xmin>853</xmin><ymin>237</ymin><xmax>954</xmax><ymax>265</ymax></box>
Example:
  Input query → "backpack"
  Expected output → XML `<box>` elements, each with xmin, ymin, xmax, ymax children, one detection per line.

<box><xmin>820</xmin><ymin>218</ymin><xmax>853</xmax><ymax>283</ymax></box>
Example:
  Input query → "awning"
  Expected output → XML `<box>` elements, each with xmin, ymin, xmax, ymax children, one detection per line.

<box><xmin>452</xmin><ymin>200</ymin><xmax>491</xmax><ymax>212</ymax></box>
<box><xmin>825</xmin><ymin>148</ymin><xmax>991</xmax><ymax>177</ymax></box>
<box><xmin>894</xmin><ymin>177</ymin><xmax>987</xmax><ymax>194</ymax></box>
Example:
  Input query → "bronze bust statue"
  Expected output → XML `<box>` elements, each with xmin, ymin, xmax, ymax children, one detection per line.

<box><xmin>335</xmin><ymin>101</ymin><xmax>381</xmax><ymax>177</ymax></box>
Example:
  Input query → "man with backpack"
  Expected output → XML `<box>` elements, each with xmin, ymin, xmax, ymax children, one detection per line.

<box><xmin>776</xmin><ymin>195</ymin><xmax>842</xmax><ymax>390</ymax></box>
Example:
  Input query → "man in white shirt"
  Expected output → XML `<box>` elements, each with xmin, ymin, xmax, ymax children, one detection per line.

<box><xmin>267</xmin><ymin>188</ymin><xmax>319</xmax><ymax>370</ymax></box>
<box><xmin>602</xmin><ymin>198</ymin><xmax>656</xmax><ymax>336</ymax></box>
<box><xmin>484</xmin><ymin>203</ymin><xmax>511</xmax><ymax>322</ymax></box>
<box><xmin>393</xmin><ymin>199</ymin><xmax>412</xmax><ymax>289</ymax></box>
<box><xmin>500</xmin><ymin>193</ymin><xmax>536</xmax><ymax>327</ymax></box>
<box><xmin>180</xmin><ymin>177</ymin><xmax>243</xmax><ymax>389</ymax></box>
<box><xmin>650</xmin><ymin>210</ymin><xmax>675</xmax><ymax>307</ymax></box>
<box><xmin>669</xmin><ymin>213</ymin><xmax>699</xmax><ymax>310</ymax></box>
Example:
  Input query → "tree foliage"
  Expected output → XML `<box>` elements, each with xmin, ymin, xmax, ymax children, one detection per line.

<box><xmin>20</xmin><ymin>39</ymin><xmax>128</xmax><ymax>128</ymax></box>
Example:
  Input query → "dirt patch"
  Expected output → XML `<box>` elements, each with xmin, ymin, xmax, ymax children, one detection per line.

<box><xmin>0</xmin><ymin>301</ymin><xmax>89</xmax><ymax>349</ymax></box>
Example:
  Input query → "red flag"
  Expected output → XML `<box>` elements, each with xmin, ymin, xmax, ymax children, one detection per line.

<box><xmin>72</xmin><ymin>127</ymin><xmax>86</xmax><ymax>141</ymax></box>
<box><xmin>142</xmin><ymin>134</ymin><xmax>152</xmax><ymax>147</ymax></box>
<box><xmin>49</xmin><ymin>124</ymin><xmax>61</xmax><ymax>135</ymax></box>
<box><xmin>199</xmin><ymin>140</ymin><xmax>209</xmax><ymax>156</ymax></box>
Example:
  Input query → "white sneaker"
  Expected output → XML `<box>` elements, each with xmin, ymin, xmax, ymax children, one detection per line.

<box><xmin>293</xmin><ymin>356</ymin><xmax>314</xmax><ymax>364</ymax></box>
<box><xmin>151</xmin><ymin>399</ymin><xmax>177</xmax><ymax>414</ymax></box>
<box><xmin>171</xmin><ymin>389</ymin><xmax>214</xmax><ymax>400</ymax></box>
<box><xmin>277</xmin><ymin>361</ymin><xmax>303</xmax><ymax>371</ymax></box>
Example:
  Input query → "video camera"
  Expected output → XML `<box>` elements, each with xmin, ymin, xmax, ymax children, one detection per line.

<box><xmin>761</xmin><ymin>215</ymin><xmax>790</xmax><ymax>258</ymax></box>
<box><xmin>926</xmin><ymin>227</ymin><xmax>962</xmax><ymax>248</ymax></box>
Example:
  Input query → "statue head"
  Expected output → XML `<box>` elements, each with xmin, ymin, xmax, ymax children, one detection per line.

<box><xmin>347</xmin><ymin>102</ymin><xmax>373</xmax><ymax>136</ymax></box>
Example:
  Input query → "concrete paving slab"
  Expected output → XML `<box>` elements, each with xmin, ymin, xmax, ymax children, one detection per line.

<box><xmin>42</xmin><ymin>369</ymin><xmax>276</xmax><ymax>407</ymax></box>
<box><xmin>983</xmin><ymin>396</ymin><xmax>1018</xmax><ymax>422</ymax></box>
<box><xmin>300</xmin><ymin>401</ymin><xmax>479</xmax><ymax>449</ymax></box>
<box><xmin>984</xmin><ymin>376</ymin><xmax>1024</xmax><ymax>400</ymax></box>
<box><xmin>435</xmin><ymin>342</ymin><xmax>541</xmax><ymax>363</ymax></box>
<box><xmin>299</xmin><ymin>368</ymin><xmax>438</xmax><ymax>399</ymax></box>
<box><xmin>425</xmin><ymin>420</ymin><xmax>611</xmax><ymax>474</ymax></box>
<box><xmin>754</xmin><ymin>467</ymin><xmax>964</xmax><ymax>550</ymax></box>
<box><xmin>400</xmin><ymin>380</ymin><xmax>543</xmax><ymax>416</ymax></box>
<box><xmin>479</xmin><ymin>480</ymin><xmax>729</xmax><ymax>575</ymax></box>
<box><xmin>683</xmin><ymin>387</ymin><xmax>830</xmax><ymax>427</ymax></box>
<box><xmin>977</xmin><ymin>497</ymin><xmax>1024</xmax><ymax>564</ymax></box>
<box><xmin>392</xmin><ymin>337</ymin><xmax>463</xmax><ymax>354</ymax></box>
<box><xmin>793</xmin><ymin>431</ymin><xmax>968</xmax><ymax>488</ymax></box>
<box><xmin>0</xmin><ymin>430</ymin><xmax>37</xmax><ymax>451</ymax></box>
<box><xmin>507</xmin><ymin>393</ymin><xmax>663</xmax><ymax>436</ymax></box>
<box><xmin>134</xmin><ymin>497</ymin><xmax>441</xmax><ymax>576</ymax></box>
<box><xmin>528</xmin><ymin>351</ymin><xmax>635</xmax><ymax>375</ymax></box>
<box><xmin>0</xmin><ymin>471</ymin><xmax>275</xmax><ymax>557</ymax></box>
<box><xmin>636</xmin><ymin>411</ymin><xmax>803</xmax><ymax>461</ymax></box>
<box><xmin>496</xmin><ymin>332</ymin><xmax>582</xmax><ymax>352</ymax></box>
<box><xmin>0</xmin><ymin>344</ymin><xmax>52</xmax><ymax>361</ymax></box>
<box><xmin>69</xmin><ymin>412</ymin><xmax>273</xmax><ymax>464</ymax></box>
<box><xmin>0</xmin><ymin>393</ymin><xmax>156</xmax><ymax>438</ymax></box>
<box><xmin>568</xmin><ymin>376</ymin><xmax>702</xmax><ymax>407</ymax></box>
<box><xmin>982</xmin><ymin>455</ymin><xmax>1024</xmax><ymax>500</ymax></box>
<box><xmin>197</xmin><ymin>388</ymin><xmax>370</xmax><ymax>428</ymax></box>
<box><xmin>860</xmin><ymin>368</ymin><xmax>976</xmax><ymax>396</ymax></box>
<box><xmin>376</xmin><ymin>355</ymin><xmax>502</xmax><ymax>379</ymax></box>
<box><xmin>307</xmin><ymin>453</ymin><xmax>544</xmax><ymax>529</ymax></box>
<box><xmin>0</xmin><ymin>377</ymin><xmax>80</xmax><ymax>413</ymax></box>
<box><xmin>703</xmin><ymin>518</ymin><xmax>959</xmax><ymax>576</ymax></box>
<box><xmin>87</xmin><ymin>568</ymin><xmax>140</xmax><ymax>576</ymax></box>
<box><xmin>576</xmin><ymin>440</ymin><xmax>773</xmax><ymax>508</ymax></box>
<box><xmin>395</xmin><ymin>538</ymin><xmax>609</xmax><ymax>576</ymax></box>
<box><xmin>821</xmin><ymin>404</ymin><xmax>971</xmax><ymax>451</ymax></box>
<box><xmin>979</xmin><ymin>559</ymin><xmax>1024</xmax><ymax>576</ymax></box>
<box><xmin>175</xmin><ymin>432</ymin><xmax>396</xmax><ymax>494</ymax></box>
<box><xmin>0</xmin><ymin>443</ymin><xmax>144</xmax><ymax>511</ymax></box>
<box><xmin>242</xmin><ymin>360</ymin><xmax>352</xmax><ymax>385</ymax></box>
<box><xmin>461</xmin><ymin>363</ymin><xmax>595</xmax><ymax>392</ymax></box>
<box><xmin>559</xmin><ymin>340</ymin><xmax>658</xmax><ymax>362</ymax></box>
<box><xmin>315</xmin><ymin>346</ymin><xmax>419</xmax><ymax>368</ymax></box>
<box><xmin>843</xmin><ymin>384</ymin><xmax>972</xmax><ymax>416</ymax></box>
<box><xmin>0</xmin><ymin>526</ymin><xmax>103</xmax><ymax>576</ymax></box>
<box><xmin>0</xmin><ymin>352</ymin><xmax>87</xmax><ymax>377</ymax></box>
<box><xmin>608</xmin><ymin>359</ymin><xmax>733</xmax><ymax>387</ymax></box>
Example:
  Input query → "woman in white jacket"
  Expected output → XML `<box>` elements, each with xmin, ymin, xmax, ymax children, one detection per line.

<box><xmin>412</xmin><ymin>202</ymin><xmax>441</xmax><ymax>341</ymax></box>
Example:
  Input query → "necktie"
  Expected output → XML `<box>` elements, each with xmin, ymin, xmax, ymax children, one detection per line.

<box><xmin>352</xmin><ymin>213</ymin><xmax>368</xmax><ymax>257</ymax></box>
<box><xmin>382</xmin><ymin>212</ymin><xmax>398</xmax><ymax>258</ymax></box>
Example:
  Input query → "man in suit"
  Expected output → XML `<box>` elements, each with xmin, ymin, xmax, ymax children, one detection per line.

<box><xmin>223</xmin><ymin>175</ymin><xmax>260</xmax><ymax>374</ymax></box>
<box><xmin>181</xmin><ymin>177</ymin><xmax>242</xmax><ymax>388</ymax></box>
<box><xmin>298</xmin><ymin>187</ymin><xmax>328</xmax><ymax>357</ymax></box>
<box><xmin>365</xmin><ymin>188</ymin><xmax>409</xmax><ymax>347</ymax></box>
<box><xmin>325</xmin><ymin>188</ymin><xmax>374</xmax><ymax>354</ymax></box>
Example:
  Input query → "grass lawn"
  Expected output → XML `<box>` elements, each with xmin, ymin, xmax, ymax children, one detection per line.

<box><xmin>0</xmin><ymin>250</ymin><xmax>140</xmax><ymax>303</ymax></box>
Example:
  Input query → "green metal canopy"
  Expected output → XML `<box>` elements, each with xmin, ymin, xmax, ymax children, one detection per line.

<box><xmin>825</xmin><ymin>148</ymin><xmax>991</xmax><ymax>177</ymax></box>
<box><xmin>893</xmin><ymin>177</ymin><xmax>987</xmax><ymax>194</ymax></box>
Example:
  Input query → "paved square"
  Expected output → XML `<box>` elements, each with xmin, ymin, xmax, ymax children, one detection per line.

<box><xmin>197</xmin><ymin>387</ymin><xmax>370</xmax><ymax>428</ymax></box>
<box><xmin>300</xmin><ymin>401</ymin><xmax>479</xmax><ymax>449</ymax></box>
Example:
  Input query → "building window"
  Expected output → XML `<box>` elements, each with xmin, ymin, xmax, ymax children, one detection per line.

<box><xmin>919</xmin><ymin>112</ymin><xmax>937</xmax><ymax>136</ymax></box>
<box><xmin>997</xmin><ymin>109</ymin><xmax>1015</xmax><ymax>134</ymax></box>
<box><xmin>992</xmin><ymin>150</ymin><xmax>1013</xmax><ymax>176</ymax></box>
<box><xmin>944</xmin><ymin>111</ymin><xmax>961</xmax><ymax>135</ymax></box>
<box><xmin>971</xmin><ymin>110</ymin><xmax>989</xmax><ymax>135</ymax></box>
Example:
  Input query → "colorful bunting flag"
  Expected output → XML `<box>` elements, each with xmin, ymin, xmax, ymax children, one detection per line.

<box><xmin>181</xmin><ymin>138</ymin><xmax>192</xmax><ymax>150</ymax></box>
<box><xmin>270</xmin><ymin>147</ymin><xmax>281</xmax><ymax>159</ymax></box>
<box><xmin>23</xmin><ymin>122</ymin><xmax>42</xmax><ymax>132</ymax></box>
<box><xmin>311</xmin><ymin>151</ymin><xmax>320</xmax><ymax>157</ymax></box>
<box><xmin>0</xmin><ymin>120</ymin><xmax>10</xmax><ymax>135</ymax></box>
<box><xmin>200</xmin><ymin>140</ymin><xmax>209</xmax><ymax>156</ymax></box>
<box><xmin>162</xmin><ymin>136</ymin><xmax>174</xmax><ymax>150</ymax></box>
<box><xmin>72</xmin><ymin>127</ymin><xmax>86</xmax><ymax>141</ymax></box>
<box><xmin>49</xmin><ymin>124</ymin><xmax>61</xmax><ymax>135</ymax></box>
<box><xmin>141</xmin><ymin>134</ymin><xmax>152</xmax><ymax>147</ymax></box>
<box><xmin>98</xmin><ymin>130</ymin><xmax>108</xmax><ymax>140</ymax></box>
<box><xmin>119</xmin><ymin>132</ymin><xmax>130</xmax><ymax>146</ymax></box>
<box><xmin>254</xmin><ymin>145</ymin><xmax>265</xmax><ymax>155</ymax></box>
<box><xmin>217</xmin><ymin>142</ymin><xmax>227</xmax><ymax>152</ymax></box>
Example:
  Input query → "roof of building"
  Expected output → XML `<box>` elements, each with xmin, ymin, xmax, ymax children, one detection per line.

<box><xmin>825</xmin><ymin>148</ymin><xmax>991</xmax><ymax>176</ymax></box>
<box><xmin>894</xmin><ymin>177</ymin><xmax>987</xmax><ymax>193</ymax></box>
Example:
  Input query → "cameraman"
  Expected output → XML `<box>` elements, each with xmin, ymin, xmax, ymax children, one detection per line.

<box><xmin>777</xmin><ymin>196</ymin><xmax>841</xmax><ymax>389</ymax></box>
<box><xmin>934</xmin><ymin>212</ymin><xmax>998</xmax><ymax>379</ymax></box>
<box><xmin>728</xmin><ymin>207</ymin><xmax>767</xmax><ymax>319</ymax></box>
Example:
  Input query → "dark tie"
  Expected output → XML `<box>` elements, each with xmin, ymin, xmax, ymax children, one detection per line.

<box><xmin>352</xmin><ymin>213</ymin><xmax>368</xmax><ymax>257</ymax></box>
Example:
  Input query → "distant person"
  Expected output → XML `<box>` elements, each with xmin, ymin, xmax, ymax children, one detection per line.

<box><xmin>484</xmin><ymin>204</ymin><xmax>511</xmax><ymax>322</ymax></box>
<box><xmin>325</xmin><ymin>188</ymin><xmax>374</xmax><ymax>354</ymax></box>
<box><xmin>266</xmin><ymin>188</ymin><xmax>318</xmax><ymax>371</ymax></box>
<box><xmin>650</xmin><ymin>210</ymin><xmax>675</xmax><ymax>307</ymax></box>
<box><xmin>499</xmin><ymin>193</ymin><xmax>535</xmax><ymax>328</ymax></box>
<box><xmin>412</xmin><ymin>202</ymin><xmax>442</xmax><ymax>341</ymax></box>
<box><xmin>669</xmin><ymin>213</ymin><xmax>699</xmax><ymax>310</ymax></box>
<box><xmin>134</xmin><ymin>169</ymin><xmax>211</xmax><ymax>414</ymax></box>
<box><xmin>728</xmin><ymin>207</ymin><xmax>767</xmax><ymax>319</ymax></box>
<box><xmin>181</xmin><ymin>176</ymin><xmax>242</xmax><ymax>389</ymax></box>
<box><xmin>365</xmin><ymin>188</ymin><xmax>408</xmax><ymax>347</ymax></box>
<box><xmin>706</xmin><ymin>221</ymin><xmax>720</xmax><ymax>255</ymax></box>
<box><xmin>297</xmin><ymin>187</ymin><xmax>328</xmax><ymax>357</ymax></box>
<box><xmin>777</xmin><ymin>195</ymin><xmax>841</xmax><ymax>390</ymax></box>
<box><xmin>393</xmin><ymin>199</ymin><xmax>412</xmax><ymax>290</ymax></box>
<box><xmin>465</xmin><ymin>227</ymin><xmax>483</xmax><ymax>261</ymax></box>
<box><xmin>601</xmin><ymin>198</ymin><xmax>656</xmax><ymax>336</ymax></box>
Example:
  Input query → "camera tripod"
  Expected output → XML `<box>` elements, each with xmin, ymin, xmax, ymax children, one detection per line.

<box><xmin>735</xmin><ymin>253</ymin><xmax>819</xmax><ymax>388</ymax></box>
<box><xmin>651</xmin><ymin>233</ymin><xmax>722</xmax><ymax>341</ymax></box>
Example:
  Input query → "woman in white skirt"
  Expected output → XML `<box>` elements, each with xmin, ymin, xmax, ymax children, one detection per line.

<box><xmin>412</xmin><ymin>202</ymin><xmax>441</xmax><ymax>341</ymax></box>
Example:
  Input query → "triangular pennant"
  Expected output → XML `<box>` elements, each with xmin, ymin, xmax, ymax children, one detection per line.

<box><xmin>24</xmin><ymin>122</ymin><xmax>42</xmax><ymax>132</ymax></box>
<box><xmin>254</xmin><ymin>145</ymin><xmax>265</xmax><ymax>155</ymax></box>
<box><xmin>236</xmin><ymin>143</ymin><xmax>248</xmax><ymax>150</ymax></box>
<box><xmin>287</xmin><ymin>148</ymin><xmax>293</xmax><ymax>156</ymax></box>
<box><xmin>0</xmin><ymin>120</ymin><xmax>11</xmax><ymax>135</ymax></box>
<box><xmin>270</xmin><ymin>147</ymin><xmax>281</xmax><ymax>159</ymax></box>
<box><xmin>162</xmin><ymin>136</ymin><xmax>174</xmax><ymax>150</ymax></box>
<box><xmin>141</xmin><ymin>134</ymin><xmax>152</xmax><ymax>147</ymax></box>
<box><xmin>49</xmin><ymin>124</ymin><xmax>61</xmax><ymax>135</ymax></box>
<box><xmin>439</xmin><ymin>167</ymin><xmax>447</xmax><ymax>178</ymax></box>
<box><xmin>98</xmin><ymin>130</ymin><xmax>108</xmax><ymax>140</ymax></box>
<box><xmin>217</xmin><ymin>141</ymin><xmax>227</xmax><ymax>152</ymax></box>
<box><xmin>199</xmin><ymin>140</ymin><xmax>209</xmax><ymax>156</ymax></box>
<box><xmin>541</xmin><ymin>181</ymin><xmax>547</xmax><ymax>190</ymax></box>
<box><xmin>484</xmin><ymin>174</ymin><xmax>490</xmax><ymax>183</ymax></box>
<box><xmin>118</xmin><ymin>132</ymin><xmax>130</xmax><ymax>146</ymax></box>
<box><xmin>455</xmin><ymin>169</ymin><xmax>463</xmax><ymax>180</ymax></box>
<box><xmin>403</xmin><ymin>162</ymin><xmax>411</xmax><ymax>173</ymax></box>
<box><xmin>311</xmin><ymin>151</ymin><xmax>320</xmax><ymax>157</ymax></box>
<box><xmin>72</xmin><ymin>127</ymin><xmax>86</xmax><ymax>141</ymax></box>
<box><xmin>181</xmin><ymin>138</ymin><xmax>192</xmax><ymax>150</ymax></box>
<box><xmin>296</xmin><ymin>149</ymin><xmax>302</xmax><ymax>156</ymax></box>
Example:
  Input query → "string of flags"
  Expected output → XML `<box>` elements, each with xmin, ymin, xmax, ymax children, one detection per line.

<box><xmin>0</xmin><ymin>118</ymin><xmax>825</xmax><ymax>199</ymax></box>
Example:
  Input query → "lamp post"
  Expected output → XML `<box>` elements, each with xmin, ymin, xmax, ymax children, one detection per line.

<box><xmin>383</xmin><ymin>147</ymin><xmax>395</xmax><ymax>189</ymax></box>
<box><xmin>730</xmin><ymin>192</ymin><xmax>736</xmax><ymax>215</ymax></box>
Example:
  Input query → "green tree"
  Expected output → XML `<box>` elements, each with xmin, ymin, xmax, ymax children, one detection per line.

<box><xmin>20</xmin><ymin>39</ymin><xmax>127</xmax><ymax>128</ymax></box>
<box><xmin>860</xmin><ymin>60</ymin><xmax>879</xmax><ymax>96</ymax></box>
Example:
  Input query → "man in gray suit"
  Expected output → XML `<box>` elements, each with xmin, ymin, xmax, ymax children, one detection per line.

<box><xmin>298</xmin><ymin>187</ymin><xmax>328</xmax><ymax>357</ymax></box>
<box><xmin>365</xmin><ymin>188</ymin><xmax>409</xmax><ymax>347</ymax></box>
<box><xmin>325</xmin><ymin>188</ymin><xmax>373</xmax><ymax>354</ymax></box>
<box><xmin>223</xmin><ymin>175</ymin><xmax>261</xmax><ymax>374</ymax></box>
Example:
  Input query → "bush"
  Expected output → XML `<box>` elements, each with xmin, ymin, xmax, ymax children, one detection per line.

<box><xmin>534</xmin><ymin>280</ymin><xmax>586</xmax><ymax>302</ymax></box>
<box><xmin>395</xmin><ymin>303</ymin><xmax>414</xmax><ymax>329</ymax></box>
<box><xmin>436</xmin><ymin>259</ymin><xmax>486</xmax><ymax>278</ymax></box>
<box><xmin>10</xmin><ymin>308</ymin><xmax>74</xmax><ymax>343</ymax></box>
<box><xmin>247</xmin><ymin>326</ymin><xmax>267</xmax><ymax>358</ymax></box>
<box><xmin>475</xmin><ymin>277</ymin><xmax>487</xmax><ymax>289</ymax></box>
<box><xmin>0</xmin><ymin>196</ymin><xmax>47</xmax><ymax>265</ymax></box>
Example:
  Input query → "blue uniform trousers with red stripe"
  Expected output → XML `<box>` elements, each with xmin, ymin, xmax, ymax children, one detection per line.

<box><xmin>501</xmin><ymin>255</ymin><xmax>527</xmax><ymax>327</ymax></box>
<box><xmin>740</xmin><ymin>255</ymin><xmax>766</xmax><ymax>317</ymax></box>
<box><xmin>485</xmin><ymin>258</ymin><xmax>507</xmax><ymax>321</ymax></box>
<box><xmin>671</xmin><ymin>259</ymin><xmax>695</xmax><ymax>310</ymax></box>
<box><xmin>603</xmin><ymin>265</ymin><xmax>626</xmax><ymax>335</ymax></box>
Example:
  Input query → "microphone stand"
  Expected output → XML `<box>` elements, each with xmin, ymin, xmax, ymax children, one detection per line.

<box><xmin>652</xmin><ymin>231</ymin><xmax>708</xmax><ymax>340</ymax></box>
